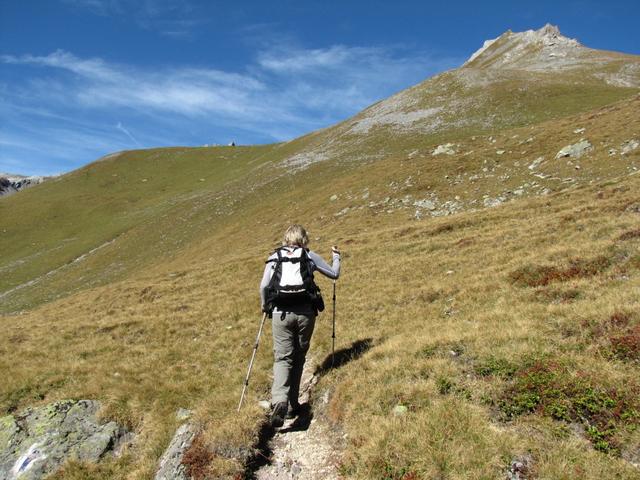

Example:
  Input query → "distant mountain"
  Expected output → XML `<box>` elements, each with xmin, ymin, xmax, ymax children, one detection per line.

<box><xmin>0</xmin><ymin>173</ymin><xmax>49</xmax><ymax>196</ymax></box>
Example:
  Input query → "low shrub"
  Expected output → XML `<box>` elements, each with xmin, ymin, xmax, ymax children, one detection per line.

<box><xmin>609</xmin><ymin>324</ymin><xmax>640</xmax><ymax>362</ymax></box>
<box><xmin>497</xmin><ymin>358</ymin><xmax>640</xmax><ymax>453</ymax></box>
<box><xmin>436</xmin><ymin>376</ymin><xmax>453</xmax><ymax>395</ymax></box>
<box><xmin>583</xmin><ymin>311</ymin><xmax>639</xmax><ymax>362</ymax></box>
<box><xmin>510</xmin><ymin>255</ymin><xmax>612</xmax><ymax>287</ymax></box>
<box><xmin>182</xmin><ymin>434</ymin><xmax>215</xmax><ymax>480</ymax></box>
<box><xmin>475</xmin><ymin>356</ymin><xmax>517</xmax><ymax>378</ymax></box>
<box><xmin>533</xmin><ymin>287</ymin><xmax>582</xmax><ymax>304</ymax></box>
<box><xmin>618</xmin><ymin>229</ymin><xmax>640</xmax><ymax>241</ymax></box>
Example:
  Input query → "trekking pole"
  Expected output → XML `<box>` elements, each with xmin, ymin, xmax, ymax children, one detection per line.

<box><xmin>238</xmin><ymin>312</ymin><xmax>268</xmax><ymax>412</ymax></box>
<box><xmin>332</xmin><ymin>280</ymin><xmax>336</xmax><ymax>368</ymax></box>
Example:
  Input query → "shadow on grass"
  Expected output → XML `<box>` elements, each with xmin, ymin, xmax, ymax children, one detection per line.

<box><xmin>315</xmin><ymin>338</ymin><xmax>374</xmax><ymax>376</ymax></box>
<box><xmin>243</xmin><ymin>421</ymin><xmax>274</xmax><ymax>478</ymax></box>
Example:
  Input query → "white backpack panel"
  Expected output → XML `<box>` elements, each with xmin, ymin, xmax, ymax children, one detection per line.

<box><xmin>279</xmin><ymin>247</ymin><xmax>304</xmax><ymax>288</ymax></box>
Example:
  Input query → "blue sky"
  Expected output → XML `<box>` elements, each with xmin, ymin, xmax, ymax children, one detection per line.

<box><xmin>1</xmin><ymin>1</ymin><xmax>639</xmax><ymax>175</ymax></box>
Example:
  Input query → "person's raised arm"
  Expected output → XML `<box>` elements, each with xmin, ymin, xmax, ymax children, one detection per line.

<box><xmin>308</xmin><ymin>246</ymin><xmax>341</xmax><ymax>279</ymax></box>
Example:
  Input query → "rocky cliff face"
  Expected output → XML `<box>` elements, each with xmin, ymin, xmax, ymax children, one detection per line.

<box><xmin>0</xmin><ymin>174</ymin><xmax>48</xmax><ymax>197</ymax></box>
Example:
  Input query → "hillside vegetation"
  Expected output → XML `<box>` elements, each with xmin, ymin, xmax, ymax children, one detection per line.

<box><xmin>1</xmin><ymin>26</ymin><xmax>640</xmax><ymax>479</ymax></box>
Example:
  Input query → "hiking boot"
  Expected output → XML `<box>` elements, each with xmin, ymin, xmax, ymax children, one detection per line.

<box><xmin>270</xmin><ymin>402</ymin><xmax>287</xmax><ymax>428</ymax></box>
<box><xmin>286</xmin><ymin>403</ymin><xmax>301</xmax><ymax>419</ymax></box>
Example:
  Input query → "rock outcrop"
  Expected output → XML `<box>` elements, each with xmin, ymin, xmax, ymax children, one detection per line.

<box><xmin>463</xmin><ymin>24</ymin><xmax>584</xmax><ymax>71</ymax></box>
<box><xmin>432</xmin><ymin>143</ymin><xmax>457</xmax><ymax>156</ymax></box>
<box><xmin>555</xmin><ymin>139</ymin><xmax>593</xmax><ymax>159</ymax></box>
<box><xmin>0</xmin><ymin>177</ymin><xmax>18</xmax><ymax>196</ymax></box>
<box><xmin>0</xmin><ymin>174</ymin><xmax>47</xmax><ymax>197</ymax></box>
<box><xmin>0</xmin><ymin>400</ymin><xmax>132</xmax><ymax>480</ymax></box>
<box><xmin>154</xmin><ymin>422</ymin><xmax>199</xmax><ymax>480</ymax></box>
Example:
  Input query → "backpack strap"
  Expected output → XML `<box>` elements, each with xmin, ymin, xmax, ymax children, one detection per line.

<box><xmin>265</xmin><ymin>247</ymin><xmax>303</xmax><ymax>264</ymax></box>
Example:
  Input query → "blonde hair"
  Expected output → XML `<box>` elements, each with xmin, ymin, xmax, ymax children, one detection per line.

<box><xmin>283</xmin><ymin>224</ymin><xmax>309</xmax><ymax>247</ymax></box>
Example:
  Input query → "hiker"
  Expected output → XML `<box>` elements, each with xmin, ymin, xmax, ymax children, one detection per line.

<box><xmin>260</xmin><ymin>224</ymin><xmax>341</xmax><ymax>427</ymax></box>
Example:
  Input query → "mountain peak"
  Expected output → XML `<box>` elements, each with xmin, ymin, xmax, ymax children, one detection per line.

<box><xmin>463</xmin><ymin>24</ymin><xmax>584</xmax><ymax>71</ymax></box>
<box><xmin>537</xmin><ymin>23</ymin><xmax>561</xmax><ymax>37</ymax></box>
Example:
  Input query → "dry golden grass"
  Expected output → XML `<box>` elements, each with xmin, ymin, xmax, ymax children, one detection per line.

<box><xmin>1</xmin><ymin>96</ymin><xmax>640</xmax><ymax>478</ymax></box>
<box><xmin>3</xmin><ymin>173</ymin><xmax>639</xmax><ymax>478</ymax></box>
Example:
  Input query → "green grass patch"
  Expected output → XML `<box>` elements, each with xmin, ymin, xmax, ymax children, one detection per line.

<box><xmin>475</xmin><ymin>356</ymin><xmax>518</xmax><ymax>378</ymax></box>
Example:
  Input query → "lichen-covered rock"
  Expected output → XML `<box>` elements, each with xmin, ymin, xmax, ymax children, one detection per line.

<box><xmin>392</xmin><ymin>405</ymin><xmax>408</xmax><ymax>416</ymax></box>
<box><xmin>0</xmin><ymin>400</ymin><xmax>132</xmax><ymax>480</ymax></box>
<box><xmin>154</xmin><ymin>422</ymin><xmax>199</xmax><ymax>480</ymax></box>
<box><xmin>483</xmin><ymin>197</ymin><xmax>504</xmax><ymax>208</ymax></box>
<box><xmin>528</xmin><ymin>156</ymin><xmax>544</xmax><ymax>170</ymax></box>
<box><xmin>175</xmin><ymin>408</ymin><xmax>193</xmax><ymax>422</ymax></box>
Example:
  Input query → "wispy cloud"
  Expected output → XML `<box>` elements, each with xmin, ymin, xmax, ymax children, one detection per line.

<box><xmin>2</xmin><ymin>50</ymin><xmax>267</xmax><ymax>117</ymax></box>
<box><xmin>61</xmin><ymin>0</ymin><xmax>204</xmax><ymax>37</ymax></box>
<box><xmin>1</xmin><ymin>44</ymin><xmax>462</xmax><ymax>174</ymax></box>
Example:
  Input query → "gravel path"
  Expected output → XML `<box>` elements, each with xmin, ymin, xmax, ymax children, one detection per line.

<box><xmin>255</xmin><ymin>358</ymin><xmax>341</xmax><ymax>480</ymax></box>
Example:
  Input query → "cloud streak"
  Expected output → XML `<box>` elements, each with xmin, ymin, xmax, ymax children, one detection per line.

<box><xmin>1</xmin><ymin>44</ymin><xmax>462</xmax><ymax>174</ymax></box>
<box><xmin>61</xmin><ymin>0</ymin><xmax>203</xmax><ymax>37</ymax></box>
<box><xmin>116</xmin><ymin>122</ymin><xmax>141</xmax><ymax>147</ymax></box>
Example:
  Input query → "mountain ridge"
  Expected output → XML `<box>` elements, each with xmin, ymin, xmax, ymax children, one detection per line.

<box><xmin>270</xmin><ymin>25</ymin><xmax>639</xmax><ymax>175</ymax></box>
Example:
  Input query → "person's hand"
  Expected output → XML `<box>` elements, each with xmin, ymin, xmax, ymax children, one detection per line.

<box><xmin>331</xmin><ymin>245</ymin><xmax>340</xmax><ymax>255</ymax></box>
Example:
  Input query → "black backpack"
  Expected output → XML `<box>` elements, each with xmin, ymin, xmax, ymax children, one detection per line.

<box><xmin>264</xmin><ymin>247</ymin><xmax>324</xmax><ymax>314</ymax></box>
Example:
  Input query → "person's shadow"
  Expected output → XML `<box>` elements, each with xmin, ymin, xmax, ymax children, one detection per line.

<box><xmin>278</xmin><ymin>338</ymin><xmax>373</xmax><ymax>433</ymax></box>
<box><xmin>315</xmin><ymin>338</ymin><xmax>373</xmax><ymax>376</ymax></box>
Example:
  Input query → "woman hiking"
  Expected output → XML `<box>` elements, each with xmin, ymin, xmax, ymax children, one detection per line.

<box><xmin>260</xmin><ymin>224</ymin><xmax>341</xmax><ymax>427</ymax></box>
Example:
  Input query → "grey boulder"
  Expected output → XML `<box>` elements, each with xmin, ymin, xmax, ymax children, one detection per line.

<box><xmin>0</xmin><ymin>400</ymin><xmax>132</xmax><ymax>480</ymax></box>
<box><xmin>555</xmin><ymin>139</ymin><xmax>592</xmax><ymax>159</ymax></box>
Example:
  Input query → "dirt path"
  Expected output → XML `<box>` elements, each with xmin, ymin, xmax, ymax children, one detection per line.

<box><xmin>254</xmin><ymin>358</ymin><xmax>342</xmax><ymax>480</ymax></box>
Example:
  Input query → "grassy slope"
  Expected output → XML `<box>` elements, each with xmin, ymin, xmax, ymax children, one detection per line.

<box><xmin>2</xmin><ymin>78</ymin><xmax>638</xmax><ymax>315</ymax></box>
<box><xmin>1</xmin><ymin>93</ymin><xmax>639</xmax><ymax>479</ymax></box>
<box><xmin>0</xmin><ymin>144</ymin><xmax>288</xmax><ymax>312</ymax></box>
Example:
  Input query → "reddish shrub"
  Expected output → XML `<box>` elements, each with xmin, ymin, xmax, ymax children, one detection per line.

<box><xmin>609</xmin><ymin>311</ymin><xmax>632</xmax><ymax>328</ymax></box>
<box><xmin>182</xmin><ymin>434</ymin><xmax>214</xmax><ymax>480</ymax></box>
<box><xmin>510</xmin><ymin>255</ymin><xmax>611</xmax><ymax>287</ymax></box>
<box><xmin>609</xmin><ymin>325</ymin><xmax>640</xmax><ymax>361</ymax></box>
<box><xmin>401</xmin><ymin>472</ymin><xmax>419</xmax><ymax>480</ymax></box>
<box><xmin>618</xmin><ymin>229</ymin><xmax>640</xmax><ymax>241</ymax></box>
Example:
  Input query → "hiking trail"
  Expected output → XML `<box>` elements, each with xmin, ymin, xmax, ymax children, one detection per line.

<box><xmin>253</xmin><ymin>357</ymin><xmax>342</xmax><ymax>480</ymax></box>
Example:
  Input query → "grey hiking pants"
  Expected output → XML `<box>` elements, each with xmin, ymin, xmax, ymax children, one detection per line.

<box><xmin>271</xmin><ymin>311</ymin><xmax>316</xmax><ymax>406</ymax></box>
